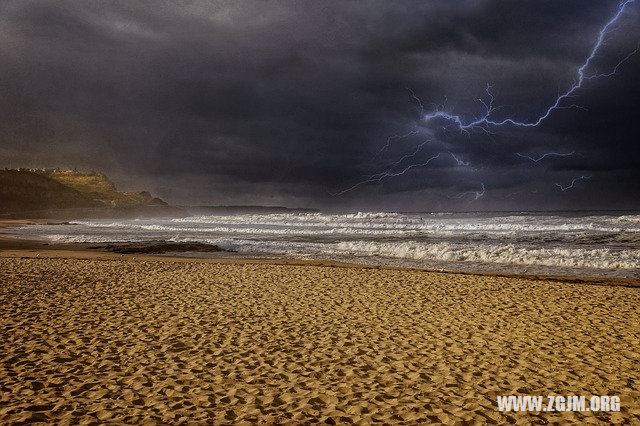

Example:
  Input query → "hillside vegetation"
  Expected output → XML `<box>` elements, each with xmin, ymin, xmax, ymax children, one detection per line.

<box><xmin>0</xmin><ymin>168</ymin><xmax>168</xmax><ymax>214</ymax></box>
<box><xmin>37</xmin><ymin>169</ymin><xmax>167</xmax><ymax>208</ymax></box>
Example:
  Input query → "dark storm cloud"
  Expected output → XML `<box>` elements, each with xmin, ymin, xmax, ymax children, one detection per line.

<box><xmin>0</xmin><ymin>0</ymin><xmax>638</xmax><ymax>210</ymax></box>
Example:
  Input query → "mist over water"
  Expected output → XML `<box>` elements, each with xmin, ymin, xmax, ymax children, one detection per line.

<box><xmin>14</xmin><ymin>211</ymin><xmax>640</xmax><ymax>279</ymax></box>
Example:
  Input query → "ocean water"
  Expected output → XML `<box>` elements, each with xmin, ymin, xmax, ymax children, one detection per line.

<box><xmin>12</xmin><ymin>211</ymin><xmax>640</xmax><ymax>278</ymax></box>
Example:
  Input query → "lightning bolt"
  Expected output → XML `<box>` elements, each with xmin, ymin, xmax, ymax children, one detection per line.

<box><xmin>330</xmin><ymin>153</ymin><xmax>442</xmax><ymax>196</ymax></box>
<box><xmin>448</xmin><ymin>183</ymin><xmax>485</xmax><ymax>200</ymax></box>
<box><xmin>585</xmin><ymin>42</ymin><xmax>640</xmax><ymax>79</ymax></box>
<box><xmin>555</xmin><ymin>175</ymin><xmax>591</xmax><ymax>191</ymax></box>
<box><xmin>450</xmin><ymin>152</ymin><xmax>470</xmax><ymax>166</ymax></box>
<box><xmin>407</xmin><ymin>87</ymin><xmax>425</xmax><ymax>115</ymax></box>
<box><xmin>389</xmin><ymin>139</ymin><xmax>432</xmax><ymax>167</ymax></box>
<box><xmin>422</xmin><ymin>0</ymin><xmax>637</xmax><ymax>131</ymax></box>
<box><xmin>516</xmin><ymin>151</ymin><xmax>575</xmax><ymax>163</ymax></box>
<box><xmin>333</xmin><ymin>1</ymin><xmax>636</xmax><ymax>196</ymax></box>
<box><xmin>378</xmin><ymin>130</ymin><xmax>419</xmax><ymax>154</ymax></box>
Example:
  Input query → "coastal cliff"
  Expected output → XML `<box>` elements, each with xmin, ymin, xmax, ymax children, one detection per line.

<box><xmin>0</xmin><ymin>168</ymin><xmax>182</xmax><ymax>218</ymax></box>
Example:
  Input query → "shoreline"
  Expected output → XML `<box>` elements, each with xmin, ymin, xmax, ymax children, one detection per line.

<box><xmin>2</xmin><ymin>226</ymin><xmax>638</xmax><ymax>288</ymax></box>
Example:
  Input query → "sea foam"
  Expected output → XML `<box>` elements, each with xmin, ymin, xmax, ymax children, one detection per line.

<box><xmin>13</xmin><ymin>211</ymin><xmax>640</xmax><ymax>277</ymax></box>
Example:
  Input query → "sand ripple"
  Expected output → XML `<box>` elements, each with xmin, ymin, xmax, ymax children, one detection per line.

<box><xmin>1</xmin><ymin>257</ymin><xmax>639</xmax><ymax>424</ymax></box>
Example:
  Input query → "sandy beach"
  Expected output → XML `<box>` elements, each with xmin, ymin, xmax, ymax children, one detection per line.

<box><xmin>2</xmin><ymin>0</ymin><xmax>640</xmax><ymax>422</ymax></box>
<box><xmin>1</xmin><ymin>248</ymin><xmax>639</xmax><ymax>424</ymax></box>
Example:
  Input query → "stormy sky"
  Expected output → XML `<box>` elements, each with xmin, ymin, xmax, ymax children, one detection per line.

<box><xmin>0</xmin><ymin>0</ymin><xmax>638</xmax><ymax>211</ymax></box>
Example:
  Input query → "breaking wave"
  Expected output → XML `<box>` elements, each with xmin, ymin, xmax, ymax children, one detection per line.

<box><xmin>13</xmin><ymin>211</ymin><xmax>640</xmax><ymax>277</ymax></box>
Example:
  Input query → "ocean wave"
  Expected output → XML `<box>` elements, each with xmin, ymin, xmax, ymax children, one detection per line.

<box><xmin>47</xmin><ymin>232</ymin><xmax>637</xmax><ymax>270</ymax></box>
<box><xmin>612</xmin><ymin>215</ymin><xmax>640</xmax><ymax>224</ymax></box>
<box><xmin>169</xmin><ymin>237</ymin><xmax>640</xmax><ymax>270</ymax></box>
<box><xmin>16</xmin><ymin>211</ymin><xmax>640</xmax><ymax>274</ymax></box>
<box><xmin>333</xmin><ymin>241</ymin><xmax>639</xmax><ymax>270</ymax></box>
<box><xmin>73</xmin><ymin>213</ymin><xmax>640</xmax><ymax>235</ymax></box>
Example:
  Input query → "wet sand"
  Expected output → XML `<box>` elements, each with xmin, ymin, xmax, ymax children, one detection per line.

<box><xmin>1</xmin><ymin>249</ymin><xmax>640</xmax><ymax>424</ymax></box>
